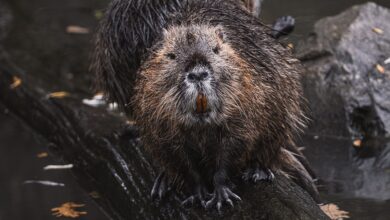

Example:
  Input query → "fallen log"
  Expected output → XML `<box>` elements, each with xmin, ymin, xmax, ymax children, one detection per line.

<box><xmin>0</xmin><ymin>50</ymin><xmax>328</xmax><ymax>219</ymax></box>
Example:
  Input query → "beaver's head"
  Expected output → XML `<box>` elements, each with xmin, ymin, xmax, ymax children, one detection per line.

<box><xmin>135</xmin><ymin>25</ymin><xmax>256</xmax><ymax>128</ymax></box>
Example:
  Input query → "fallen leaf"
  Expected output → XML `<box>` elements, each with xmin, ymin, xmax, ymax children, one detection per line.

<box><xmin>66</xmin><ymin>25</ymin><xmax>90</xmax><ymax>34</ymax></box>
<box><xmin>321</xmin><ymin>203</ymin><xmax>350</xmax><ymax>220</ymax></box>
<box><xmin>372</xmin><ymin>27</ymin><xmax>384</xmax><ymax>35</ymax></box>
<box><xmin>376</xmin><ymin>64</ymin><xmax>385</xmax><ymax>74</ymax></box>
<box><xmin>24</xmin><ymin>180</ymin><xmax>65</xmax><ymax>187</ymax></box>
<box><xmin>287</xmin><ymin>43</ymin><xmax>294</xmax><ymax>49</ymax></box>
<box><xmin>353</xmin><ymin>139</ymin><xmax>362</xmax><ymax>148</ymax></box>
<box><xmin>47</xmin><ymin>91</ymin><xmax>70</xmax><ymax>99</ymax></box>
<box><xmin>37</xmin><ymin>152</ymin><xmax>48</xmax><ymax>158</ymax></box>
<box><xmin>126</xmin><ymin>120</ymin><xmax>136</xmax><ymax>126</ymax></box>
<box><xmin>82</xmin><ymin>92</ymin><xmax>106</xmax><ymax>107</ymax></box>
<box><xmin>51</xmin><ymin>202</ymin><xmax>87</xmax><ymax>218</ymax></box>
<box><xmin>44</xmin><ymin>164</ymin><xmax>73</xmax><ymax>170</ymax></box>
<box><xmin>89</xmin><ymin>191</ymin><xmax>100</xmax><ymax>199</ymax></box>
<box><xmin>10</xmin><ymin>76</ymin><xmax>22</xmax><ymax>89</ymax></box>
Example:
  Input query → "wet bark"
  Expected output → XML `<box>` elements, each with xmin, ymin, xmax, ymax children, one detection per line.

<box><xmin>0</xmin><ymin>52</ymin><xmax>328</xmax><ymax>220</ymax></box>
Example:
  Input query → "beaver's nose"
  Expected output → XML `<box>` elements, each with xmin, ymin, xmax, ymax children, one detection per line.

<box><xmin>187</xmin><ymin>70</ymin><xmax>209</xmax><ymax>82</ymax></box>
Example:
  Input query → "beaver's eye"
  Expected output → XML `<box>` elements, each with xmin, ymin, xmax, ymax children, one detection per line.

<box><xmin>213</xmin><ymin>46</ymin><xmax>220</xmax><ymax>54</ymax></box>
<box><xmin>166</xmin><ymin>53</ymin><xmax>176</xmax><ymax>60</ymax></box>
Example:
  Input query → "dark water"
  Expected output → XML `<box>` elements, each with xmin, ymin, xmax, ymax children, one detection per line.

<box><xmin>0</xmin><ymin>0</ymin><xmax>389</xmax><ymax>219</ymax></box>
<box><xmin>0</xmin><ymin>110</ymin><xmax>105</xmax><ymax>220</ymax></box>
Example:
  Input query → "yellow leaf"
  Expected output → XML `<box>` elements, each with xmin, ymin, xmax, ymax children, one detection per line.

<box><xmin>372</xmin><ymin>27</ymin><xmax>384</xmax><ymax>35</ymax></box>
<box><xmin>37</xmin><ymin>152</ymin><xmax>48</xmax><ymax>158</ymax></box>
<box><xmin>287</xmin><ymin>43</ymin><xmax>294</xmax><ymax>49</ymax></box>
<box><xmin>47</xmin><ymin>91</ymin><xmax>70</xmax><ymax>99</ymax></box>
<box><xmin>126</xmin><ymin>120</ymin><xmax>136</xmax><ymax>126</ymax></box>
<box><xmin>321</xmin><ymin>203</ymin><xmax>350</xmax><ymax>220</ymax></box>
<box><xmin>376</xmin><ymin>64</ymin><xmax>385</xmax><ymax>74</ymax></box>
<box><xmin>51</xmin><ymin>202</ymin><xmax>87</xmax><ymax>218</ymax></box>
<box><xmin>353</xmin><ymin>139</ymin><xmax>362</xmax><ymax>148</ymax></box>
<box><xmin>66</xmin><ymin>25</ymin><xmax>90</xmax><ymax>34</ymax></box>
<box><xmin>10</xmin><ymin>76</ymin><xmax>22</xmax><ymax>89</ymax></box>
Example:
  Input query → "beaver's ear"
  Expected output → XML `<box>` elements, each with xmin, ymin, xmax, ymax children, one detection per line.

<box><xmin>215</xmin><ymin>26</ymin><xmax>226</xmax><ymax>43</ymax></box>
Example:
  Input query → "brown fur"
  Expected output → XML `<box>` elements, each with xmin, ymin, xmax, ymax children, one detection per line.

<box><xmin>133</xmin><ymin>24</ymin><xmax>316</xmax><ymax>199</ymax></box>
<box><xmin>93</xmin><ymin>0</ymin><xmax>319</xmax><ymax>202</ymax></box>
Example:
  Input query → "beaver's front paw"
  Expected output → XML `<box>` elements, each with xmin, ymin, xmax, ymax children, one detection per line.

<box><xmin>205</xmin><ymin>185</ymin><xmax>241</xmax><ymax>214</ymax></box>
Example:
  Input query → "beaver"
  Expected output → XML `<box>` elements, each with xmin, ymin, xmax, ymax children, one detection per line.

<box><xmin>93</xmin><ymin>0</ymin><xmax>319</xmax><ymax>212</ymax></box>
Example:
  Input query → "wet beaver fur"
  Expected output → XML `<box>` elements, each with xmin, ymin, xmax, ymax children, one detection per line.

<box><xmin>93</xmin><ymin>0</ymin><xmax>319</xmax><ymax>212</ymax></box>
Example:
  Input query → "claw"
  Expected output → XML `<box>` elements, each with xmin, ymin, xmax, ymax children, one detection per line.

<box><xmin>205</xmin><ymin>185</ymin><xmax>240</xmax><ymax>214</ymax></box>
<box><xmin>243</xmin><ymin>166</ymin><xmax>275</xmax><ymax>184</ymax></box>
<box><xmin>151</xmin><ymin>172</ymin><xmax>170</xmax><ymax>201</ymax></box>
<box><xmin>205</xmin><ymin>195</ymin><xmax>216</xmax><ymax>209</ymax></box>
<box><xmin>217</xmin><ymin>202</ymin><xmax>222</xmax><ymax>213</ymax></box>
<box><xmin>182</xmin><ymin>184</ymin><xmax>209</xmax><ymax>208</ymax></box>
<box><xmin>226</xmin><ymin>199</ymin><xmax>234</xmax><ymax>208</ymax></box>
<box><xmin>200</xmin><ymin>200</ymin><xmax>207</xmax><ymax>208</ymax></box>
<box><xmin>151</xmin><ymin>172</ymin><xmax>164</xmax><ymax>199</ymax></box>
<box><xmin>225</xmin><ymin>188</ymin><xmax>241</xmax><ymax>201</ymax></box>
<box><xmin>181</xmin><ymin>196</ymin><xmax>195</xmax><ymax>207</ymax></box>
<box><xmin>267</xmin><ymin>169</ymin><xmax>275</xmax><ymax>181</ymax></box>
<box><xmin>158</xmin><ymin>177</ymin><xmax>166</xmax><ymax>198</ymax></box>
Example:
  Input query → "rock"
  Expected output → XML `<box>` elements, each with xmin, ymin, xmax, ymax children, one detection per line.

<box><xmin>296</xmin><ymin>2</ymin><xmax>390</xmax><ymax>199</ymax></box>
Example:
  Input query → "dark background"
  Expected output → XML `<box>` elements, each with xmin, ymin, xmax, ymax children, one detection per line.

<box><xmin>1</xmin><ymin>0</ymin><xmax>389</xmax><ymax>219</ymax></box>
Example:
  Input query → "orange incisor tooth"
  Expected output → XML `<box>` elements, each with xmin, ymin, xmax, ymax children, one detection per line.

<box><xmin>202</xmin><ymin>94</ymin><xmax>207</xmax><ymax>112</ymax></box>
<box><xmin>196</xmin><ymin>94</ymin><xmax>202</xmax><ymax>113</ymax></box>
<box><xmin>196</xmin><ymin>93</ymin><xmax>208</xmax><ymax>113</ymax></box>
